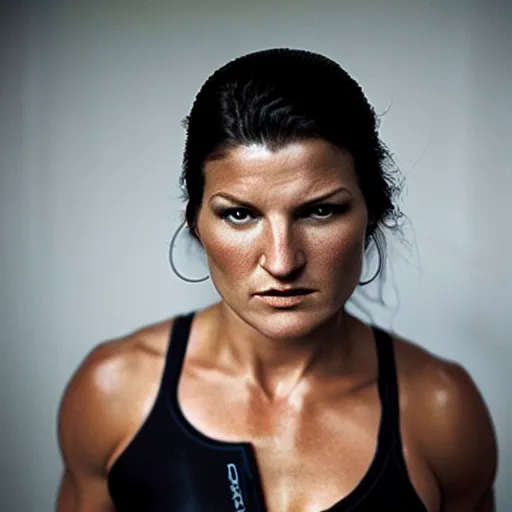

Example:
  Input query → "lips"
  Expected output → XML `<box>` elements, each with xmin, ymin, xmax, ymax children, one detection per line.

<box><xmin>256</xmin><ymin>288</ymin><xmax>314</xmax><ymax>296</ymax></box>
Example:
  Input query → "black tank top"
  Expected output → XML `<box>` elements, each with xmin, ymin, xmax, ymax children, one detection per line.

<box><xmin>108</xmin><ymin>311</ymin><xmax>429</xmax><ymax>511</ymax></box>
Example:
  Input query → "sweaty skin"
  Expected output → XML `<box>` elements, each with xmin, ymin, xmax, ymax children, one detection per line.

<box><xmin>57</xmin><ymin>140</ymin><xmax>497</xmax><ymax>512</ymax></box>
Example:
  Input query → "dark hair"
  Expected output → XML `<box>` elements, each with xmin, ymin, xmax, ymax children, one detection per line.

<box><xmin>179</xmin><ymin>48</ymin><xmax>403</xmax><ymax>279</ymax></box>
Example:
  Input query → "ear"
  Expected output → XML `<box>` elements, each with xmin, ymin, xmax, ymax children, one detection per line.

<box><xmin>365</xmin><ymin>213</ymin><xmax>377</xmax><ymax>236</ymax></box>
<box><xmin>189</xmin><ymin>222</ymin><xmax>203</xmax><ymax>246</ymax></box>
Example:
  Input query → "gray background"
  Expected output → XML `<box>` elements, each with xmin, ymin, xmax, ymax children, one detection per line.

<box><xmin>1</xmin><ymin>0</ymin><xmax>511</xmax><ymax>510</ymax></box>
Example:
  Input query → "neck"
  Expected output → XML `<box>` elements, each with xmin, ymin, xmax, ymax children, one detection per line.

<box><xmin>212</xmin><ymin>302</ymin><xmax>355</xmax><ymax>402</ymax></box>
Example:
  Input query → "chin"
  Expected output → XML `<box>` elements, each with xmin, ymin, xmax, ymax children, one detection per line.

<box><xmin>244</xmin><ymin>305</ymin><xmax>341</xmax><ymax>341</ymax></box>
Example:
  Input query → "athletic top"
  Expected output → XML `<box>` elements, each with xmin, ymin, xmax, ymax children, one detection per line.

<box><xmin>108</xmin><ymin>311</ymin><xmax>429</xmax><ymax>511</ymax></box>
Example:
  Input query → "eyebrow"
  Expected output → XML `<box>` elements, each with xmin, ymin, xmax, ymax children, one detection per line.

<box><xmin>209</xmin><ymin>186</ymin><xmax>352</xmax><ymax>209</ymax></box>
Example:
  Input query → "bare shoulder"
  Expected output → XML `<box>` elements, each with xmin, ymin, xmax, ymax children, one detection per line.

<box><xmin>391</xmin><ymin>333</ymin><xmax>498</xmax><ymax>509</ymax></box>
<box><xmin>57</xmin><ymin>318</ymin><xmax>174</xmax><ymax>477</ymax></box>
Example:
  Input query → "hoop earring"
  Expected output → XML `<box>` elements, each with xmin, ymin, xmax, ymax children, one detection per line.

<box><xmin>168</xmin><ymin>221</ymin><xmax>210</xmax><ymax>283</ymax></box>
<box><xmin>359</xmin><ymin>237</ymin><xmax>382</xmax><ymax>286</ymax></box>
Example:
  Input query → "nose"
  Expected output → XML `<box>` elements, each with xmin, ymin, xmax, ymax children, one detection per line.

<box><xmin>259</xmin><ymin>219</ymin><xmax>306</xmax><ymax>278</ymax></box>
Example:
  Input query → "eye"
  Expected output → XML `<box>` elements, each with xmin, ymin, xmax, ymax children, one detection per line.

<box><xmin>220</xmin><ymin>207</ymin><xmax>256</xmax><ymax>225</ymax></box>
<box><xmin>305</xmin><ymin>204</ymin><xmax>347</xmax><ymax>220</ymax></box>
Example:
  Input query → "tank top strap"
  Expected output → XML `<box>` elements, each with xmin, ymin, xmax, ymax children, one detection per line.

<box><xmin>162</xmin><ymin>315</ymin><xmax>405</xmax><ymax>449</ymax></box>
<box><xmin>373</xmin><ymin>325</ymin><xmax>403</xmax><ymax>447</ymax></box>
<box><xmin>161</xmin><ymin>311</ymin><xmax>196</xmax><ymax>397</ymax></box>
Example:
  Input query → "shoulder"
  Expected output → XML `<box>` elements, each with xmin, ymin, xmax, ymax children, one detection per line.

<box><xmin>392</xmin><ymin>334</ymin><xmax>497</xmax><ymax>508</ymax></box>
<box><xmin>57</xmin><ymin>318</ymin><xmax>174</xmax><ymax>476</ymax></box>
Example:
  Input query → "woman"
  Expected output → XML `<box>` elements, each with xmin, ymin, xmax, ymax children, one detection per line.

<box><xmin>57</xmin><ymin>49</ymin><xmax>497</xmax><ymax>511</ymax></box>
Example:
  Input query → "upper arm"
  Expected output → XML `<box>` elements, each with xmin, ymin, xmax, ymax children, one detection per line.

<box><xmin>56</xmin><ymin>469</ymin><xmax>116</xmax><ymax>512</ymax></box>
<box><xmin>56</xmin><ymin>340</ymin><xmax>131</xmax><ymax>512</ymax></box>
<box><xmin>417</xmin><ymin>361</ymin><xmax>498</xmax><ymax>512</ymax></box>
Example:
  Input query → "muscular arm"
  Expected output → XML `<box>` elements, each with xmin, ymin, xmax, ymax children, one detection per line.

<box><xmin>56</xmin><ymin>340</ymin><xmax>135</xmax><ymax>511</ymax></box>
<box><xmin>56</xmin><ymin>318</ymin><xmax>171</xmax><ymax>511</ymax></box>
<box><xmin>56</xmin><ymin>324</ymin><xmax>169</xmax><ymax>511</ymax></box>
<box><xmin>416</xmin><ymin>361</ymin><xmax>498</xmax><ymax>512</ymax></box>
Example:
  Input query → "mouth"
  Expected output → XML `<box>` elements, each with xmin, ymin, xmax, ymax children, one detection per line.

<box><xmin>256</xmin><ymin>288</ymin><xmax>314</xmax><ymax>296</ymax></box>
<box><xmin>254</xmin><ymin>289</ymin><xmax>314</xmax><ymax>308</ymax></box>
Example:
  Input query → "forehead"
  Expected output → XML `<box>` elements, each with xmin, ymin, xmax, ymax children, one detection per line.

<box><xmin>203</xmin><ymin>139</ymin><xmax>358</xmax><ymax>198</ymax></box>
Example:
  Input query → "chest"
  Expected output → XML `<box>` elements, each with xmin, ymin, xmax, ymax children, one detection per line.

<box><xmin>110</xmin><ymin>360</ymin><xmax>440</xmax><ymax>512</ymax></box>
<box><xmin>179</xmin><ymin>374</ymin><xmax>400</xmax><ymax>511</ymax></box>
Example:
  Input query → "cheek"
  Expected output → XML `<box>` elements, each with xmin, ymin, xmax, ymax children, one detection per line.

<box><xmin>196</xmin><ymin>208</ymin><xmax>261</xmax><ymax>282</ymax></box>
<box><xmin>311</xmin><ymin>215</ymin><xmax>367</xmax><ymax>270</ymax></box>
<box><xmin>313</xmin><ymin>234</ymin><xmax>364</xmax><ymax>285</ymax></box>
<box><xmin>201</xmin><ymin>226</ymin><xmax>256</xmax><ymax>278</ymax></box>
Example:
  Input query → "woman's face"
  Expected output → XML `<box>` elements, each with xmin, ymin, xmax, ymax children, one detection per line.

<box><xmin>195</xmin><ymin>138</ymin><xmax>369</xmax><ymax>339</ymax></box>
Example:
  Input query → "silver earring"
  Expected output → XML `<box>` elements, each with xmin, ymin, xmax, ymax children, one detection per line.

<box><xmin>168</xmin><ymin>221</ymin><xmax>210</xmax><ymax>283</ymax></box>
<box><xmin>359</xmin><ymin>237</ymin><xmax>382</xmax><ymax>286</ymax></box>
